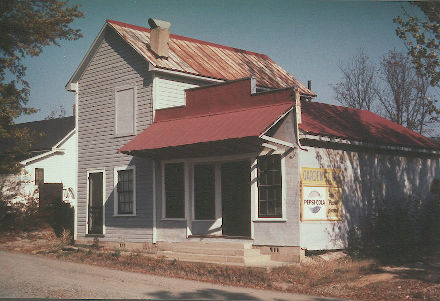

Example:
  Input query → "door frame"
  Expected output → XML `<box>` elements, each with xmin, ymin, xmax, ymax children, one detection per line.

<box><xmin>86</xmin><ymin>169</ymin><xmax>106</xmax><ymax>235</ymax></box>
<box><xmin>162</xmin><ymin>153</ymin><xmax>256</xmax><ymax>239</ymax></box>
<box><xmin>188</xmin><ymin>155</ymin><xmax>255</xmax><ymax>239</ymax></box>
<box><xmin>220</xmin><ymin>160</ymin><xmax>253</xmax><ymax>238</ymax></box>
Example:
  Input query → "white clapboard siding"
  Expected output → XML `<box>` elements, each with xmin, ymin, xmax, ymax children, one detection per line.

<box><xmin>153</xmin><ymin>75</ymin><xmax>199</xmax><ymax>110</ymax></box>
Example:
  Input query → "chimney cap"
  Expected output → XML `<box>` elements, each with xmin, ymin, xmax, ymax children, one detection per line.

<box><xmin>148</xmin><ymin>18</ymin><xmax>171</xmax><ymax>29</ymax></box>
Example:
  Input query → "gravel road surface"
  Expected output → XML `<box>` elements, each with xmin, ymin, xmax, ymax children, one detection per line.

<box><xmin>0</xmin><ymin>250</ymin><xmax>340</xmax><ymax>300</ymax></box>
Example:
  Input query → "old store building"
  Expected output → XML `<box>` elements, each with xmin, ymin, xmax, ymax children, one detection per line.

<box><xmin>66</xmin><ymin>19</ymin><xmax>440</xmax><ymax>264</ymax></box>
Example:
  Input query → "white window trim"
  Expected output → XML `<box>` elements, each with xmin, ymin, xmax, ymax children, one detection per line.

<box><xmin>253</xmin><ymin>154</ymin><xmax>287</xmax><ymax>222</ymax></box>
<box><xmin>114</xmin><ymin>83</ymin><xmax>137</xmax><ymax>138</ymax></box>
<box><xmin>86</xmin><ymin>169</ymin><xmax>106</xmax><ymax>235</ymax></box>
<box><xmin>161</xmin><ymin>160</ymin><xmax>187</xmax><ymax>221</ymax></box>
<box><xmin>113</xmin><ymin>165</ymin><xmax>136</xmax><ymax>217</ymax></box>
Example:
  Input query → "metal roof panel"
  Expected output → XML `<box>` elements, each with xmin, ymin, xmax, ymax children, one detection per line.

<box><xmin>107</xmin><ymin>19</ymin><xmax>316</xmax><ymax>94</ymax></box>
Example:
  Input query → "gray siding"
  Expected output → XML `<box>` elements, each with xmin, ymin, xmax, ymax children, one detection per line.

<box><xmin>77</xmin><ymin>28</ymin><xmax>154</xmax><ymax>242</ymax></box>
<box><xmin>254</xmin><ymin>112</ymin><xmax>301</xmax><ymax>246</ymax></box>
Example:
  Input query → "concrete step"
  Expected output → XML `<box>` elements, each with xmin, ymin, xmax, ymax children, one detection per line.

<box><xmin>157</xmin><ymin>245</ymin><xmax>274</xmax><ymax>266</ymax></box>
<box><xmin>157</xmin><ymin>241</ymin><xmax>253</xmax><ymax>251</ymax></box>
<box><xmin>158</xmin><ymin>245</ymin><xmax>261</xmax><ymax>257</ymax></box>
<box><xmin>157</xmin><ymin>250</ymin><xmax>247</xmax><ymax>264</ymax></box>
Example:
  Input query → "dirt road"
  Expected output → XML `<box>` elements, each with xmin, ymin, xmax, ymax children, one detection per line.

<box><xmin>0</xmin><ymin>250</ymin><xmax>339</xmax><ymax>300</ymax></box>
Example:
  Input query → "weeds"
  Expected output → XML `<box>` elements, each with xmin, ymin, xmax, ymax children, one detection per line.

<box><xmin>111</xmin><ymin>249</ymin><xmax>121</xmax><ymax>258</ymax></box>
<box><xmin>1</xmin><ymin>228</ymin><xmax>438</xmax><ymax>301</ymax></box>
<box><xmin>347</xmin><ymin>196</ymin><xmax>440</xmax><ymax>264</ymax></box>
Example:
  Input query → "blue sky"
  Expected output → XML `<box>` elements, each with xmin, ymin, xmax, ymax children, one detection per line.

<box><xmin>17</xmin><ymin>0</ymin><xmax>416</xmax><ymax>123</ymax></box>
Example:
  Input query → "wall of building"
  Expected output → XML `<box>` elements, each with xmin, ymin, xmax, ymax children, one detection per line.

<box><xmin>299</xmin><ymin>144</ymin><xmax>440</xmax><ymax>250</ymax></box>
<box><xmin>253</xmin><ymin>111</ymin><xmax>301</xmax><ymax>246</ymax></box>
<box><xmin>153</xmin><ymin>74</ymin><xmax>199</xmax><ymax>110</ymax></box>
<box><xmin>76</xmin><ymin>27</ymin><xmax>154</xmax><ymax>243</ymax></box>
<box><xmin>22</xmin><ymin>131</ymin><xmax>77</xmax><ymax>206</ymax></box>
<box><xmin>0</xmin><ymin>131</ymin><xmax>77</xmax><ymax>206</ymax></box>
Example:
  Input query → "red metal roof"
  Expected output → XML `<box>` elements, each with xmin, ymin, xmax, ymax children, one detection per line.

<box><xmin>120</xmin><ymin>78</ymin><xmax>438</xmax><ymax>155</ymax></box>
<box><xmin>300</xmin><ymin>101</ymin><xmax>439</xmax><ymax>150</ymax></box>
<box><xmin>119</xmin><ymin>79</ymin><xmax>295</xmax><ymax>153</ymax></box>
<box><xmin>106</xmin><ymin>19</ymin><xmax>315</xmax><ymax>94</ymax></box>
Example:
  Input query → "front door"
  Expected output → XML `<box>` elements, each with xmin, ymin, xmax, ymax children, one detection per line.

<box><xmin>88</xmin><ymin>172</ymin><xmax>104</xmax><ymax>235</ymax></box>
<box><xmin>221</xmin><ymin>161</ymin><xmax>251</xmax><ymax>237</ymax></box>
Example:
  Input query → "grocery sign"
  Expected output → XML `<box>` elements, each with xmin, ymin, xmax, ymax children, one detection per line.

<box><xmin>301</xmin><ymin>167</ymin><xmax>343</xmax><ymax>221</ymax></box>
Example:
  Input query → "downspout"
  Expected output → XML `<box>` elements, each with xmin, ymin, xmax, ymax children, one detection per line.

<box><xmin>294</xmin><ymin>89</ymin><xmax>307</xmax><ymax>151</ymax></box>
<box><xmin>152</xmin><ymin>160</ymin><xmax>157</xmax><ymax>243</ymax></box>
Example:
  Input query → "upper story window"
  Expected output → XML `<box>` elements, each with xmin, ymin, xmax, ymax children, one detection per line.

<box><xmin>114</xmin><ymin>167</ymin><xmax>136</xmax><ymax>215</ymax></box>
<box><xmin>164</xmin><ymin>162</ymin><xmax>185</xmax><ymax>219</ymax></box>
<box><xmin>257</xmin><ymin>155</ymin><xmax>282</xmax><ymax>218</ymax></box>
<box><xmin>115</xmin><ymin>85</ymin><xmax>136</xmax><ymax>136</ymax></box>
<box><xmin>35</xmin><ymin>168</ymin><xmax>44</xmax><ymax>185</ymax></box>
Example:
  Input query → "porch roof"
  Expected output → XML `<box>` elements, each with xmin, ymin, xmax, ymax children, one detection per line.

<box><xmin>119</xmin><ymin>79</ymin><xmax>295</xmax><ymax>156</ymax></box>
<box><xmin>119</xmin><ymin>102</ymin><xmax>293</xmax><ymax>154</ymax></box>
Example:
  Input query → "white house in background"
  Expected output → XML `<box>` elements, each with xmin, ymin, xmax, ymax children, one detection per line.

<box><xmin>2</xmin><ymin>116</ymin><xmax>77</xmax><ymax>206</ymax></box>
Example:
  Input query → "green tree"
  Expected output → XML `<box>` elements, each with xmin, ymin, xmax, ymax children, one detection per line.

<box><xmin>0</xmin><ymin>0</ymin><xmax>83</xmax><ymax>173</ymax></box>
<box><xmin>394</xmin><ymin>2</ymin><xmax>440</xmax><ymax>87</ymax></box>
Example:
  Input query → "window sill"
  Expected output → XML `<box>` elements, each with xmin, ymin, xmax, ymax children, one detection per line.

<box><xmin>161</xmin><ymin>218</ymin><xmax>186</xmax><ymax>221</ymax></box>
<box><xmin>113</xmin><ymin>214</ymin><xmax>136</xmax><ymax>217</ymax></box>
<box><xmin>85</xmin><ymin>234</ymin><xmax>105</xmax><ymax>237</ymax></box>
<box><xmin>192</xmin><ymin>219</ymin><xmax>217</xmax><ymax>222</ymax></box>
<box><xmin>114</xmin><ymin>133</ymin><xmax>136</xmax><ymax>139</ymax></box>
<box><xmin>253</xmin><ymin>218</ymin><xmax>287</xmax><ymax>222</ymax></box>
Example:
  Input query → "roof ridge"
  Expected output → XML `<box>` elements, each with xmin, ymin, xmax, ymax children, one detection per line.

<box><xmin>155</xmin><ymin>102</ymin><xmax>293</xmax><ymax>124</ymax></box>
<box><xmin>106</xmin><ymin>19</ymin><xmax>270</xmax><ymax>59</ymax></box>
<box><xmin>14</xmin><ymin>115</ymin><xmax>74</xmax><ymax>126</ymax></box>
<box><xmin>303</xmin><ymin>99</ymin><xmax>367</xmax><ymax>112</ymax></box>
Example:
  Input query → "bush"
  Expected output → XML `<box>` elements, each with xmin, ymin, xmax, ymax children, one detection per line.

<box><xmin>45</xmin><ymin>199</ymin><xmax>74</xmax><ymax>237</ymax></box>
<box><xmin>0</xmin><ymin>198</ymin><xmax>42</xmax><ymax>231</ymax></box>
<box><xmin>347</xmin><ymin>197</ymin><xmax>440</xmax><ymax>263</ymax></box>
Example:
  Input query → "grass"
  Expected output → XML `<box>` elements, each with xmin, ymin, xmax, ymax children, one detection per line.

<box><xmin>1</xmin><ymin>228</ymin><xmax>439</xmax><ymax>300</ymax></box>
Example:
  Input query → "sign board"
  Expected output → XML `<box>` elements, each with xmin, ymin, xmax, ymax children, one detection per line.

<box><xmin>301</xmin><ymin>167</ymin><xmax>343</xmax><ymax>221</ymax></box>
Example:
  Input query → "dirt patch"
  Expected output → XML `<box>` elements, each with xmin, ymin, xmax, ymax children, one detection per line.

<box><xmin>350</xmin><ymin>273</ymin><xmax>396</xmax><ymax>287</ymax></box>
<box><xmin>1</xmin><ymin>229</ymin><xmax>439</xmax><ymax>300</ymax></box>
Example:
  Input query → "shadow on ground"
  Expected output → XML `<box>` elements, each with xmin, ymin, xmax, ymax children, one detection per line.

<box><xmin>146</xmin><ymin>288</ymin><xmax>335</xmax><ymax>301</ymax></box>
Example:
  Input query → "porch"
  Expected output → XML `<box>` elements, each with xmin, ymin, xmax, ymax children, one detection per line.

<box><xmin>117</xmin><ymin>78</ymin><xmax>302</xmax><ymax>264</ymax></box>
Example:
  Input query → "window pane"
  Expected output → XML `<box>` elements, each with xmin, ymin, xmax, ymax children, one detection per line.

<box><xmin>194</xmin><ymin>164</ymin><xmax>215</xmax><ymax>220</ymax></box>
<box><xmin>117</xmin><ymin>169</ymin><xmax>134</xmax><ymax>214</ymax></box>
<box><xmin>257</xmin><ymin>155</ymin><xmax>282</xmax><ymax>218</ymax></box>
<box><xmin>165</xmin><ymin>163</ymin><xmax>185</xmax><ymax>218</ymax></box>
<box><xmin>115</xmin><ymin>87</ymin><xmax>135</xmax><ymax>135</ymax></box>
<box><xmin>35</xmin><ymin>168</ymin><xmax>44</xmax><ymax>185</ymax></box>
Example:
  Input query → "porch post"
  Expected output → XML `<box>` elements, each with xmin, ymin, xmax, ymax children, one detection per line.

<box><xmin>185</xmin><ymin>161</ymin><xmax>192</xmax><ymax>237</ymax></box>
<box><xmin>250</xmin><ymin>157</ymin><xmax>257</xmax><ymax>240</ymax></box>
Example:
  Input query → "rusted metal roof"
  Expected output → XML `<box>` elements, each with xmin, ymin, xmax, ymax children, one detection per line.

<box><xmin>107</xmin><ymin>19</ymin><xmax>315</xmax><ymax>94</ymax></box>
